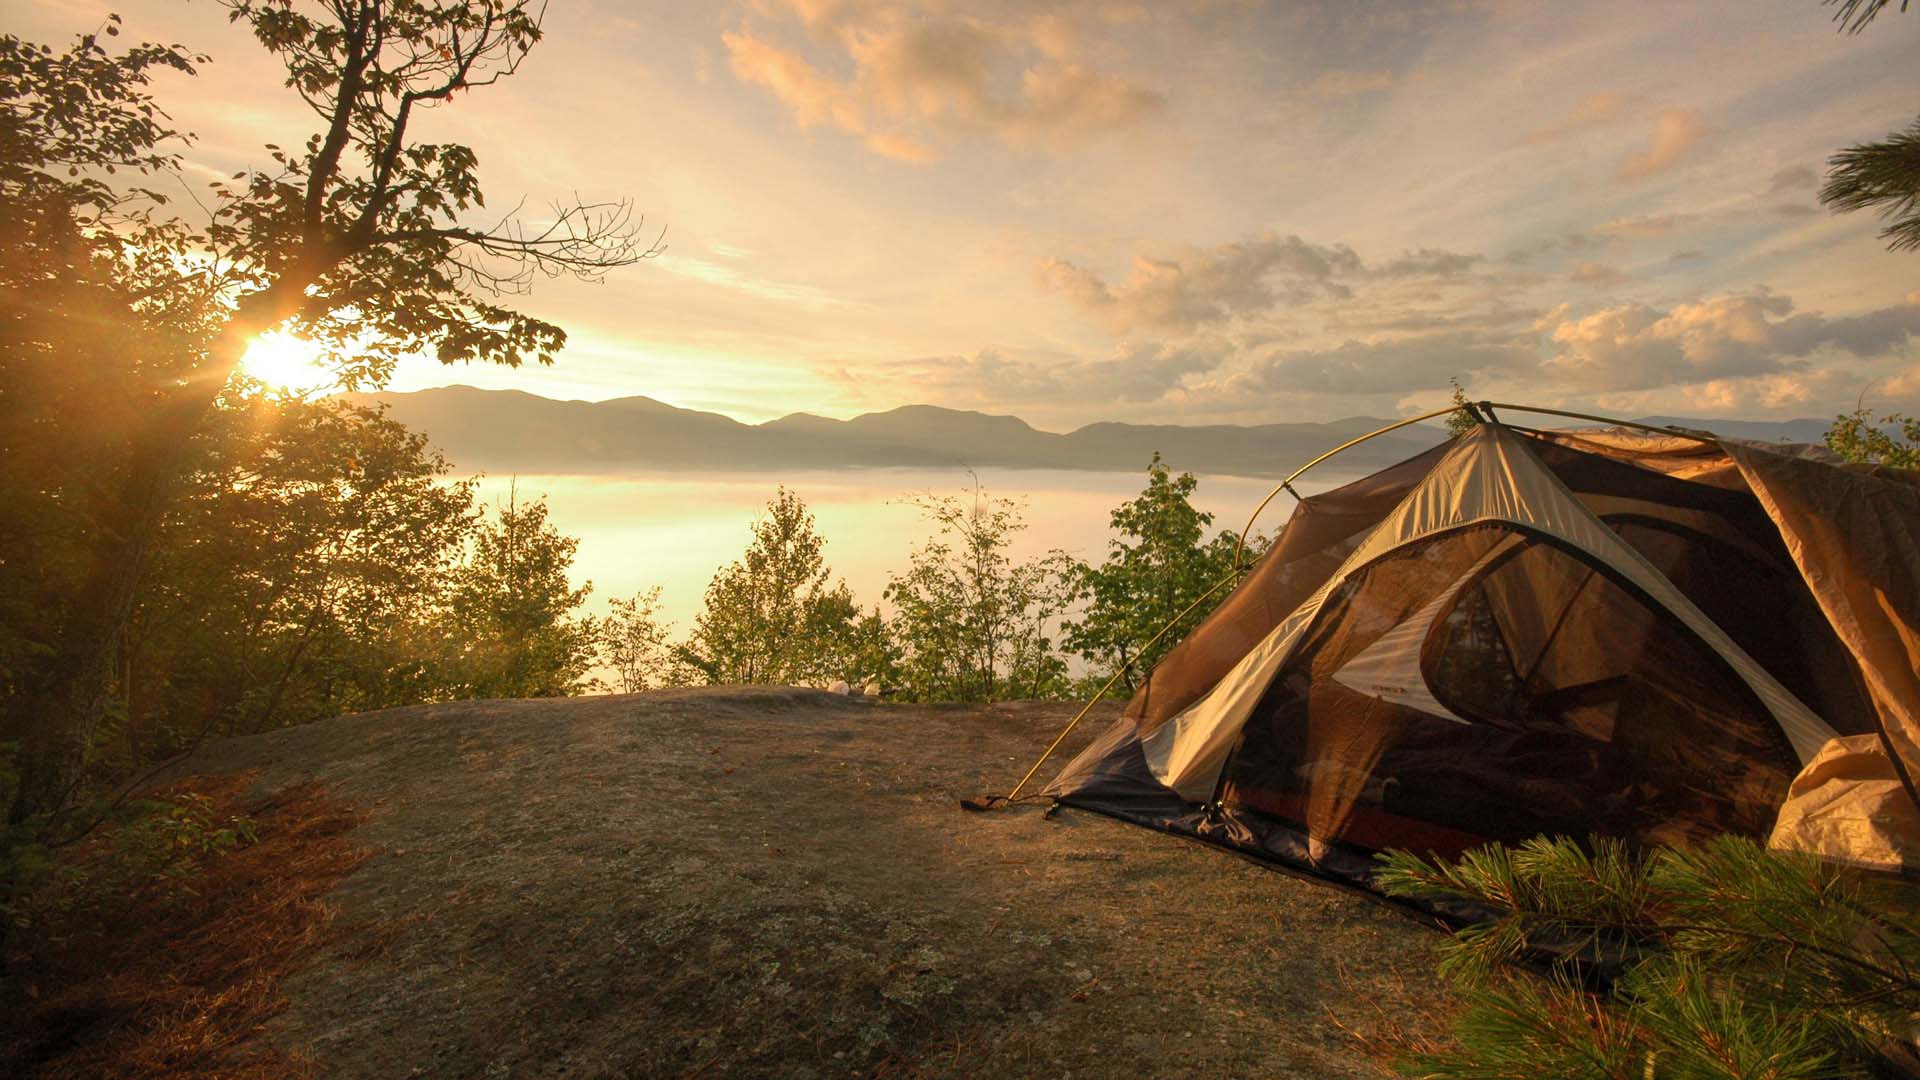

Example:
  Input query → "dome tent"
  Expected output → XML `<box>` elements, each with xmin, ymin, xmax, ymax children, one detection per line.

<box><xmin>1037</xmin><ymin>416</ymin><xmax>1920</xmax><ymax>887</ymax></box>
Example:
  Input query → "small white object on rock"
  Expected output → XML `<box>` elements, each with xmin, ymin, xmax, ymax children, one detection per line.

<box><xmin>828</xmin><ymin>679</ymin><xmax>851</xmax><ymax>696</ymax></box>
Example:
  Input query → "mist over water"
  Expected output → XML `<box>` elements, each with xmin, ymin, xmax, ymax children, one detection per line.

<box><xmin>469</xmin><ymin>467</ymin><xmax>1366</xmax><ymax>636</ymax></box>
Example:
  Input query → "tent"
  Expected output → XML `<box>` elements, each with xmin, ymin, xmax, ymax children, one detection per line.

<box><xmin>1038</xmin><ymin>416</ymin><xmax>1920</xmax><ymax>888</ymax></box>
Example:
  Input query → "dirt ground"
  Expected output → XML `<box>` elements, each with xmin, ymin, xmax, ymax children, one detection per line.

<box><xmin>174</xmin><ymin>686</ymin><xmax>1452</xmax><ymax>1079</ymax></box>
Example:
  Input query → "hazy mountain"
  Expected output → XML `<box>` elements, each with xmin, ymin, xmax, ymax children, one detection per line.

<box><xmin>337</xmin><ymin>386</ymin><xmax>1831</xmax><ymax>478</ymax></box>
<box><xmin>1634</xmin><ymin>415</ymin><xmax>1834</xmax><ymax>446</ymax></box>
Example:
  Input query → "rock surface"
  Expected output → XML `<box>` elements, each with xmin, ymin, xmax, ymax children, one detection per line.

<box><xmin>178</xmin><ymin>687</ymin><xmax>1450</xmax><ymax>1079</ymax></box>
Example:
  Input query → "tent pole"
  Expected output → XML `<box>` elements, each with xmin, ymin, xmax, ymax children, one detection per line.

<box><xmin>1230</xmin><ymin>402</ymin><xmax>1723</xmax><ymax>569</ymax></box>
<box><xmin>1479</xmin><ymin>403</ymin><xmax>1720</xmax><ymax>444</ymax></box>
<box><xmin>993</xmin><ymin>569</ymin><xmax>1241</xmax><ymax>806</ymax></box>
<box><xmin>1232</xmin><ymin>404</ymin><xmax>1467</xmax><ymax>570</ymax></box>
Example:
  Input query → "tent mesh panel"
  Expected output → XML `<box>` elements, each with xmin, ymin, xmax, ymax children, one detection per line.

<box><xmin>1218</xmin><ymin>524</ymin><xmax>1800</xmax><ymax>861</ymax></box>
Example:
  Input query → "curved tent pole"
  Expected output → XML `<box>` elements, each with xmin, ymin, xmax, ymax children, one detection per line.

<box><xmin>991</xmin><ymin>570</ymin><xmax>1240</xmax><ymax>805</ymax></box>
<box><xmin>1230</xmin><ymin>402</ymin><xmax>1721</xmax><ymax>568</ymax></box>
<box><xmin>1479</xmin><ymin>402</ymin><xmax>1721</xmax><ymax>443</ymax></box>
<box><xmin>1230</xmin><ymin>404</ymin><xmax>1464</xmax><ymax>571</ymax></box>
<box><xmin>976</xmin><ymin>400</ymin><xmax>1727</xmax><ymax>812</ymax></box>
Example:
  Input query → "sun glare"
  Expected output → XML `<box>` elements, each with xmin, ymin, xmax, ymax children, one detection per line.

<box><xmin>238</xmin><ymin>333</ymin><xmax>335</xmax><ymax>395</ymax></box>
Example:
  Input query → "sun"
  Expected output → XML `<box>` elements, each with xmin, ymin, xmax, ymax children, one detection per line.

<box><xmin>238</xmin><ymin>333</ymin><xmax>335</xmax><ymax>395</ymax></box>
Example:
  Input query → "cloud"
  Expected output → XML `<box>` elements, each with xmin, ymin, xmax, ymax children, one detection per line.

<box><xmin>1884</xmin><ymin>362</ymin><xmax>1920</xmax><ymax>402</ymax></box>
<box><xmin>1503</xmin><ymin>232</ymin><xmax>1605</xmax><ymax>264</ymax></box>
<box><xmin>1758</xmin><ymin>163</ymin><xmax>1821</xmax><ymax>217</ymax></box>
<box><xmin>1616</xmin><ymin>107</ymin><xmax>1708</xmax><ymax>182</ymax></box>
<box><xmin>863</xmin><ymin>130</ymin><xmax>939</xmax><ymax>163</ymax></box>
<box><xmin>1594</xmin><ymin>212</ymin><xmax>1698</xmax><ymax>238</ymax></box>
<box><xmin>1014</xmin><ymin>62</ymin><xmax>1166</xmax><ymax>136</ymax></box>
<box><xmin>1249</xmin><ymin>330</ymin><xmax>1538</xmax><ymax>394</ymax></box>
<box><xmin>1763</xmin><ymin>164</ymin><xmax>1817</xmax><ymax>197</ymax></box>
<box><xmin>723</xmin><ymin>4</ymin><xmax>1164</xmax><ymax>162</ymax></box>
<box><xmin>723</xmin><ymin>31</ymin><xmax>863</xmax><ymax>131</ymax></box>
<box><xmin>658</xmin><ymin>254</ymin><xmax>852</xmax><ymax>310</ymax></box>
<box><xmin>1569</xmin><ymin>261</ymin><xmax>1629</xmax><ymax>287</ymax></box>
<box><xmin>860</xmin><ymin>339</ymin><xmax>1229</xmax><ymax>407</ymax></box>
<box><xmin>1668</xmin><ymin>249</ymin><xmax>1708</xmax><ymax>263</ymax></box>
<box><xmin>1524</xmin><ymin>91</ymin><xmax>1633</xmax><ymax>145</ymax></box>
<box><xmin>1035</xmin><ymin>256</ymin><xmax>1114</xmax><ymax>310</ymax></box>
<box><xmin>1041</xmin><ymin>235</ymin><xmax>1493</xmax><ymax>336</ymax></box>
<box><xmin>1542</xmin><ymin>292</ymin><xmax>1920</xmax><ymax>390</ymax></box>
<box><xmin>1332</xmin><ymin>303</ymin><xmax>1543</xmax><ymax>335</ymax></box>
<box><xmin>1038</xmin><ymin>232</ymin><xmax>1363</xmax><ymax>334</ymax></box>
<box><xmin>1376</xmin><ymin>247</ymin><xmax>1484</xmax><ymax>278</ymax></box>
<box><xmin>1302</xmin><ymin>68</ymin><xmax>1395</xmax><ymax>98</ymax></box>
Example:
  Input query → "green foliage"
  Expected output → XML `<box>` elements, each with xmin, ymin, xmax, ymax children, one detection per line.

<box><xmin>1819</xmin><ymin>2</ymin><xmax>1917</xmax><ymax>253</ymax></box>
<box><xmin>0</xmin><ymin>18</ymin><xmax>200</xmax><ymax>231</ymax></box>
<box><xmin>127</xmin><ymin>391</ymin><xmax>481</xmax><ymax>748</ymax></box>
<box><xmin>440</xmin><ymin>487</ymin><xmax>598</xmax><ymax>698</ymax></box>
<box><xmin>1061</xmin><ymin>454</ymin><xmax>1240</xmax><ymax>692</ymax></box>
<box><xmin>600</xmin><ymin>587</ymin><xmax>691</xmax><ymax>693</ymax></box>
<box><xmin>1825</xmin><ymin>407</ymin><xmax>1920</xmax><ymax>467</ymax></box>
<box><xmin>3</xmin><ymin>790</ymin><xmax>256</xmax><ymax>936</ymax></box>
<box><xmin>1444</xmin><ymin>378</ymin><xmax>1478</xmax><ymax>438</ymax></box>
<box><xmin>3</xmin><ymin>3</ymin><xmax>652</xmax><ymax>823</ymax></box>
<box><xmin>681</xmin><ymin>488</ymin><xmax>867</xmax><ymax>687</ymax></box>
<box><xmin>205</xmin><ymin>0</ymin><xmax>655</xmax><ymax>383</ymax></box>
<box><xmin>838</xmin><ymin>607</ymin><xmax>903</xmax><ymax>693</ymax></box>
<box><xmin>885</xmin><ymin>483</ymin><xmax>1075</xmax><ymax>703</ymax></box>
<box><xmin>7</xmin><ymin>373</ymin><xmax>603</xmax><ymax>764</ymax></box>
<box><xmin>1377</xmin><ymin>835</ymin><xmax>1920</xmax><ymax>1077</ymax></box>
<box><xmin>0</xmin><ymin>25</ymin><xmax>218</xmax><ymax>752</ymax></box>
<box><xmin>1821</xmin><ymin>119</ymin><xmax>1920</xmax><ymax>254</ymax></box>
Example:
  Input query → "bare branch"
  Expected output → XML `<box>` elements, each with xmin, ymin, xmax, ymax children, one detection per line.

<box><xmin>376</xmin><ymin>198</ymin><xmax>665</xmax><ymax>295</ymax></box>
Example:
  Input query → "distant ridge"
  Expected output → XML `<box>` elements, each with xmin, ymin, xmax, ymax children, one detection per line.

<box><xmin>335</xmin><ymin>386</ymin><xmax>1832</xmax><ymax>478</ymax></box>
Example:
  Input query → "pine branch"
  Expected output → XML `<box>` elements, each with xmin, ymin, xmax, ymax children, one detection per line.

<box><xmin>1823</xmin><ymin>0</ymin><xmax>1911</xmax><ymax>34</ymax></box>
<box><xmin>1821</xmin><ymin>118</ymin><xmax>1920</xmax><ymax>252</ymax></box>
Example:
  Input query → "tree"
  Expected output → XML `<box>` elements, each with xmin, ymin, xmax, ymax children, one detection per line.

<box><xmin>1</xmin><ymin>22</ymin><xmax>219</xmax><ymax>821</ymax></box>
<box><xmin>5</xmin><ymin>5</ymin><xmax>657</xmax><ymax>820</ymax></box>
<box><xmin>600</xmin><ymin>587</ymin><xmax>688</xmax><ymax>693</ymax></box>
<box><xmin>886</xmin><ymin>483</ymin><xmax>1075</xmax><ymax>703</ymax></box>
<box><xmin>440</xmin><ymin>487</ymin><xmax>597</xmax><ymax>699</ymax></box>
<box><xmin>1826</xmin><ymin>407</ymin><xmax>1920</xmax><ymax>466</ymax></box>
<box><xmin>839</xmin><ymin>607</ymin><xmax>903</xmax><ymax>694</ymax></box>
<box><xmin>1444</xmin><ymin>377</ymin><xmax>1478</xmax><ymax>438</ymax></box>
<box><xmin>1819</xmin><ymin>1</ymin><xmax>1917</xmax><ymax>251</ymax></box>
<box><xmin>1062</xmin><ymin>454</ymin><xmax>1241</xmax><ymax>692</ymax></box>
<box><xmin>1376</xmin><ymin>834</ymin><xmax>1920</xmax><ymax>1078</ymax></box>
<box><xmin>682</xmin><ymin>488</ymin><xmax>863</xmax><ymax>687</ymax></box>
<box><xmin>126</xmin><ymin>391</ymin><xmax>478</xmax><ymax>756</ymax></box>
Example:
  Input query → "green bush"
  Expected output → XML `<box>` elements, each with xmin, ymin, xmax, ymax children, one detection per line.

<box><xmin>1377</xmin><ymin>835</ymin><xmax>1920</xmax><ymax>1078</ymax></box>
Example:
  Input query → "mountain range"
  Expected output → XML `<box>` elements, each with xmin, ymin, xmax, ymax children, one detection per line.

<box><xmin>336</xmin><ymin>386</ymin><xmax>1835</xmax><ymax>478</ymax></box>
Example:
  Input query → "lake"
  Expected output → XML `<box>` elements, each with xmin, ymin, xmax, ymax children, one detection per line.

<box><xmin>469</xmin><ymin>467</ymin><xmax>1365</xmax><ymax>640</ymax></box>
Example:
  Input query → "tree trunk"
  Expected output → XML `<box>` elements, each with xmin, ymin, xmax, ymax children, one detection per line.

<box><xmin>5</xmin><ymin>326</ymin><xmax>253</xmax><ymax>824</ymax></box>
<box><xmin>8</xmin><ymin>431</ymin><xmax>180</xmax><ymax>822</ymax></box>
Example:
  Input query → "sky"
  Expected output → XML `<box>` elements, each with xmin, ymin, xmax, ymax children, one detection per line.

<box><xmin>19</xmin><ymin>0</ymin><xmax>1920</xmax><ymax>429</ymax></box>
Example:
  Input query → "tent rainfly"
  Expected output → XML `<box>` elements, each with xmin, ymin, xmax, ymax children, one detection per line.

<box><xmin>1041</xmin><ymin>420</ymin><xmax>1920</xmax><ymax>887</ymax></box>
